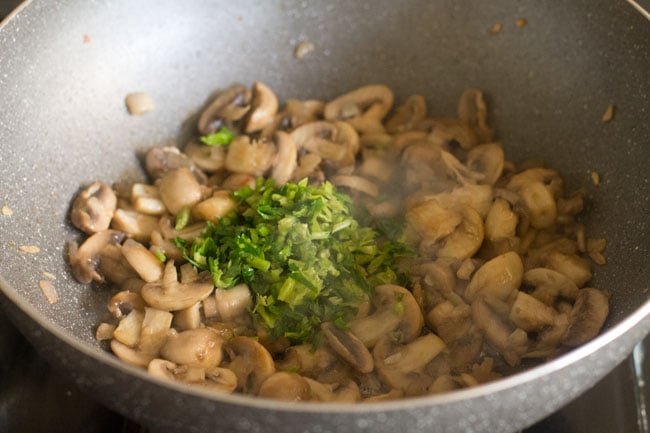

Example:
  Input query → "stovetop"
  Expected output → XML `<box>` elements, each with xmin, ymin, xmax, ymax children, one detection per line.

<box><xmin>0</xmin><ymin>309</ymin><xmax>648</xmax><ymax>433</ymax></box>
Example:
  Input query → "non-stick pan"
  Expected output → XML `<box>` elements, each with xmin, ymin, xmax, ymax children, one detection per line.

<box><xmin>1</xmin><ymin>1</ymin><xmax>649</xmax><ymax>432</ymax></box>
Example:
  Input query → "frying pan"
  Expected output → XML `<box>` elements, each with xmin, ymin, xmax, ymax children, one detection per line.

<box><xmin>1</xmin><ymin>1</ymin><xmax>649</xmax><ymax>432</ymax></box>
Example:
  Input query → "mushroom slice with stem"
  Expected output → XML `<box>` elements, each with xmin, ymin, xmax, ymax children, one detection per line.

<box><xmin>464</xmin><ymin>251</ymin><xmax>523</xmax><ymax>303</ymax></box>
<box><xmin>562</xmin><ymin>288</ymin><xmax>609</xmax><ymax>347</ymax></box>
<box><xmin>160</xmin><ymin>328</ymin><xmax>224</xmax><ymax>369</ymax></box>
<box><xmin>523</xmin><ymin>267</ymin><xmax>579</xmax><ymax>305</ymax></box>
<box><xmin>373</xmin><ymin>333</ymin><xmax>446</xmax><ymax>396</ymax></box>
<box><xmin>224</xmin><ymin>135</ymin><xmax>276</xmax><ymax>177</ymax></box>
<box><xmin>183</xmin><ymin>140</ymin><xmax>226</xmax><ymax>174</ymax></box>
<box><xmin>226</xmin><ymin>336</ymin><xmax>276</xmax><ymax>395</ymax></box>
<box><xmin>321</xmin><ymin>321</ymin><xmax>374</xmax><ymax>373</ymax></box>
<box><xmin>466</xmin><ymin>143</ymin><xmax>504</xmax><ymax>185</ymax></box>
<box><xmin>148</xmin><ymin>359</ymin><xmax>238</xmax><ymax>394</ymax></box>
<box><xmin>198</xmin><ymin>84</ymin><xmax>252</xmax><ymax>135</ymax></box>
<box><xmin>385</xmin><ymin>94</ymin><xmax>427</xmax><ymax>134</ymax></box>
<box><xmin>349</xmin><ymin>284</ymin><xmax>424</xmax><ymax>348</ymax></box>
<box><xmin>457</xmin><ymin>88</ymin><xmax>493</xmax><ymax>144</ymax></box>
<box><xmin>108</xmin><ymin>290</ymin><xmax>145</xmax><ymax>319</ymax></box>
<box><xmin>141</xmin><ymin>260</ymin><xmax>214</xmax><ymax>311</ymax></box>
<box><xmin>121</xmin><ymin>238</ymin><xmax>164</xmax><ymax>283</ymax></box>
<box><xmin>434</xmin><ymin>204</ymin><xmax>485</xmax><ymax>261</ymax></box>
<box><xmin>68</xmin><ymin>229</ymin><xmax>125</xmax><ymax>284</ymax></box>
<box><xmin>290</xmin><ymin>120</ymin><xmax>359</xmax><ymax>169</ymax></box>
<box><xmin>258</xmin><ymin>372</ymin><xmax>312</xmax><ymax>401</ymax></box>
<box><xmin>245</xmin><ymin>81</ymin><xmax>279</xmax><ymax>133</ymax></box>
<box><xmin>270</xmin><ymin>131</ymin><xmax>298</xmax><ymax>186</ymax></box>
<box><xmin>70</xmin><ymin>181</ymin><xmax>117</xmax><ymax>234</ymax></box>
<box><xmin>324</xmin><ymin>85</ymin><xmax>394</xmax><ymax>134</ymax></box>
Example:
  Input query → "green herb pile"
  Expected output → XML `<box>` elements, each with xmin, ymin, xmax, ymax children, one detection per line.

<box><xmin>176</xmin><ymin>178</ymin><xmax>409</xmax><ymax>344</ymax></box>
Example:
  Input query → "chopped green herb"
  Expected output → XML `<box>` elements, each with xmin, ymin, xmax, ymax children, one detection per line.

<box><xmin>154</xmin><ymin>251</ymin><xmax>167</xmax><ymax>263</ymax></box>
<box><xmin>178</xmin><ymin>178</ymin><xmax>411</xmax><ymax>344</ymax></box>
<box><xmin>175</xmin><ymin>207</ymin><xmax>191</xmax><ymax>230</ymax></box>
<box><xmin>200</xmin><ymin>126</ymin><xmax>235</xmax><ymax>147</ymax></box>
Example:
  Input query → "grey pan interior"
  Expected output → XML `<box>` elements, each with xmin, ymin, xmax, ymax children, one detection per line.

<box><xmin>0</xmin><ymin>1</ymin><xmax>649</xmax><ymax>432</ymax></box>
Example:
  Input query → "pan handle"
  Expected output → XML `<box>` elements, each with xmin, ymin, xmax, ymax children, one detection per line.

<box><xmin>625</xmin><ymin>0</ymin><xmax>650</xmax><ymax>20</ymax></box>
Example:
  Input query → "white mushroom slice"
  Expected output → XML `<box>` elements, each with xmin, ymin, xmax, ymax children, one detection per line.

<box><xmin>158</xmin><ymin>216</ymin><xmax>206</xmax><ymax>242</ymax></box>
<box><xmin>144</xmin><ymin>146</ymin><xmax>197</xmax><ymax>181</ymax></box>
<box><xmin>131</xmin><ymin>183</ymin><xmax>166</xmax><ymax>216</ymax></box>
<box><xmin>70</xmin><ymin>181</ymin><xmax>117</xmax><ymax>234</ymax></box>
<box><xmin>421</xmin><ymin>118</ymin><xmax>479</xmax><ymax>150</ymax></box>
<box><xmin>276</xmin><ymin>344</ymin><xmax>340</xmax><ymax>378</ymax></box>
<box><xmin>198</xmin><ymin>84</ymin><xmax>252</xmax><ymax>135</ymax></box>
<box><xmin>214</xmin><ymin>284</ymin><xmax>253</xmax><ymax>322</ymax></box>
<box><xmin>158</xmin><ymin>167</ymin><xmax>203</xmax><ymax>216</ymax></box>
<box><xmin>138</xmin><ymin>307</ymin><xmax>174</xmax><ymax>356</ymax></box>
<box><xmin>321</xmin><ymin>322</ymin><xmax>374</xmax><ymax>373</ymax></box>
<box><xmin>148</xmin><ymin>359</ymin><xmax>238</xmax><ymax>394</ymax></box>
<box><xmin>330</xmin><ymin>175</ymin><xmax>379</xmax><ymax>198</ymax></box>
<box><xmin>149</xmin><ymin>229</ymin><xmax>184</xmax><ymax>262</ymax></box>
<box><xmin>363</xmin><ymin>388</ymin><xmax>404</xmax><ymax>402</ymax></box>
<box><xmin>349</xmin><ymin>284</ymin><xmax>424</xmax><ymax>347</ymax></box>
<box><xmin>184</xmin><ymin>141</ymin><xmax>226</xmax><ymax>174</ymax></box>
<box><xmin>68</xmin><ymin>229</ymin><xmax>125</xmax><ymax>284</ymax></box>
<box><xmin>426</xmin><ymin>301</ymin><xmax>472</xmax><ymax>343</ymax></box>
<box><xmin>161</xmin><ymin>328</ymin><xmax>224</xmax><ymax>369</ymax></box>
<box><xmin>111</xmin><ymin>339</ymin><xmax>155</xmax><ymax>368</ymax></box>
<box><xmin>457</xmin><ymin>88</ymin><xmax>493</xmax><ymax>144</ymax></box>
<box><xmin>284</xmin><ymin>99</ymin><xmax>325</xmax><ymax>129</ymax></box>
<box><xmin>406</xmin><ymin>199</ymin><xmax>463</xmax><ymax>248</ymax></box>
<box><xmin>98</xmin><ymin>243</ymin><xmax>139</xmax><ymax>285</ymax></box>
<box><xmin>245</xmin><ymin>81</ymin><xmax>279</xmax><ymax>133</ymax></box>
<box><xmin>125</xmin><ymin>92</ymin><xmax>155</xmax><ymax>115</ymax></box>
<box><xmin>258</xmin><ymin>372</ymin><xmax>312</xmax><ymax>401</ymax></box>
<box><xmin>141</xmin><ymin>260</ymin><xmax>214</xmax><ymax>311</ymax></box>
<box><xmin>485</xmin><ymin>198</ymin><xmax>518</xmax><ymax>241</ymax></box>
<box><xmin>270</xmin><ymin>131</ymin><xmax>298</xmax><ymax>185</ymax></box>
<box><xmin>385</xmin><ymin>95</ymin><xmax>427</xmax><ymax>134</ymax></box>
<box><xmin>108</xmin><ymin>290</ymin><xmax>145</xmax><ymax>319</ymax></box>
<box><xmin>507</xmin><ymin>167</ymin><xmax>564</xmax><ymax>199</ymax></box>
<box><xmin>562</xmin><ymin>288</ymin><xmax>609</xmax><ymax>347</ymax></box>
<box><xmin>324</xmin><ymin>85</ymin><xmax>394</xmax><ymax>134</ymax></box>
<box><xmin>225</xmin><ymin>336</ymin><xmax>276</xmax><ymax>395</ymax></box>
<box><xmin>291</xmin><ymin>153</ymin><xmax>324</xmax><ymax>182</ymax></box>
<box><xmin>113</xmin><ymin>309</ymin><xmax>145</xmax><ymax>347</ymax></box>
<box><xmin>464</xmin><ymin>251</ymin><xmax>523</xmax><ymax>302</ymax></box>
<box><xmin>224</xmin><ymin>135</ymin><xmax>276</xmax><ymax>177</ymax></box>
<box><xmin>305</xmin><ymin>378</ymin><xmax>361</xmax><ymax>402</ymax></box>
<box><xmin>545</xmin><ymin>252</ymin><xmax>593</xmax><ymax>288</ymax></box>
<box><xmin>509</xmin><ymin>291</ymin><xmax>557</xmax><ymax>332</ymax></box>
<box><xmin>290</xmin><ymin>121</ymin><xmax>359</xmax><ymax>167</ymax></box>
<box><xmin>466</xmin><ymin>143</ymin><xmax>504</xmax><ymax>185</ymax></box>
<box><xmin>121</xmin><ymin>238</ymin><xmax>164</xmax><ymax>283</ymax></box>
<box><xmin>173</xmin><ymin>301</ymin><xmax>202</xmax><ymax>331</ymax></box>
<box><xmin>517</xmin><ymin>181</ymin><xmax>557</xmax><ymax>229</ymax></box>
<box><xmin>373</xmin><ymin>333</ymin><xmax>445</xmax><ymax>396</ymax></box>
<box><xmin>95</xmin><ymin>323</ymin><xmax>116</xmax><ymax>341</ymax></box>
<box><xmin>111</xmin><ymin>209</ymin><xmax>158</xmax><ymax>244</ymax></box>
<box><xmin>523</xmin><ymin>268</ymin><xmax>579</xmax><ymax>305</ymax></box>
<box><xmin>192</xmin><ymin>190</ymin><xmax>237</xmax><ymax>222</ymax></box>
<box><xmin>221</xmin><ymin>172</ymin><xmax>257</xmax><ymax>191</ymax></box>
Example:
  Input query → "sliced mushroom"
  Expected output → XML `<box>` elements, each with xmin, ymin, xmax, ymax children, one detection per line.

<box><xmin>198</xmin><ymin>84</ymin><xmax>252</xmax><ymax>135</ymax></box>
<box><xmin>141</xmin><ymin>260</ymin><xmax>214</xmax><ymax>311</ymax></box>
<box><xmin>270</xmin><ymin>131</ymin><xmax>298</xmax><ymax>185</ymax></box>
<box><xmin>113</xmin><ymin>309</ymin><xmax>145</xmax><ymax>347</ymax></box>
<box><xmin>173</xmin><ymin>302</ymin><xmax>202</xmax><ymax>331</ymax></box>
<box><xmin>290</xmin><ymin>121</ymin><xmax>359</xmax><ymax>168</ymax></box>
<box><xmin>349</xmin><ymin>284</ymin><xmax>424</xmax><ymax>347</ymax></box>
<box><xmin>138</xmin><ymin>306</ymin><xmax>174</xmax><ymax>355</ymax></box>
<box><xmin>121</xmin><ymin>238</ymin><xmax>164</xmax><ymax>283</ymax></box>
<box><xmin>523</xmin><ymin>267</ymin><xmax>579</xmax><ymax>305</ymax></box>
<box><xmin>373</xmin><ymin>333</ymin><xmax>446</xmax><ymax>396</ymax></box>
<box><xmin>562</xmin><ymin>288</ymin><xmax>609</xmax><ymax>346</ymax></box>
<box><xmin>160</xmin><ymin>328</ymin><xmax>224</xmax><ymax>369</ymax></box>
<box><xmin>184</xmin><ymin>141</ymin><xmax>226</xmax><ymax>173</ymax></box>
<box><xmin>509</xmin><ymin>291</ymin><xmax>557</xmax><ymax>332</ymax></box>
<box><xmin>148</xmin><ymin>359</ymin><xmax>238</xmax><ymax>394</ymax></box>
<box><xmin>192</xmin><ymin>190</ymin><xmax>237</xmax><ymax>222</ymax></box>
<box><xmin>471</xmin><ymin>298</ymin><xmax>528</xmax><ymax>366</ymax></box>
<box><xmin>426</xmin><ymin>301</ymin><xmax>472</xmax><ymax>343</ymax></box>
<box><xmin>324</xmin><ymin>85</ymin><xmax>394</xmax><ymax>134</ymax></box>
<box><xmin>225</xmin><ymin>336</ymin><xmax>276</xmax><ymax>395</ymax></box>
<box><xmin>108</xmin><ymin>290</ymin><xmax>145</xmax><ymax>319</ymax></box>
<box><xmin>70</xmin><ymin>181</ymin><xmax>117</xmax><ymax>234</ymax></box>
<box><xmin>97</xmin><ymin>243</ymin><xmax>139</xmax><ymax>285</ymax></box>
<box><xmin>434</xmin><ymin>204</ymin><xmax>485</xmax><ymax>261</ymax></box>
<box><xmin>144</xmin><ymin>146</ymin><xmax>196</xmax><ymax>181</ymax></box>
<box><xmin>330</xmin><ymin>175</ymin><xmax>379</xmax><ymax>198</ymax></box>
<box><xmin>111</xmin><ymin>339</ymin><xmax>154</xmax><ymax>368</ymax></box>
<box><xmin>507</xmin><ymin>168</ymin><xmax>564</xmax><ymax>199</ymax></box>
<box><xmin>157</xmin><ymin>167</ymin><xmax>204</xmax><ymax>215</ymax></box>
<box><xmin>321</xmin><ymin>321</ymin><xmax>374</xmax><ymax>373</ymax></box>
<box><xmin>304</xmin><ymin>378</ymin><xmax>361</xmax><ymax>402</ymax></box>
<box><xmin>466</xmin><ymin>143</ymin><xmax>504</xmax><ymax>185</ymax></box>
<box><xmin>258</xmin><ymin>372</ymin><xmax>312</xmax><ymax>401</ymax></box>
<box><xmin>224</xmin><ymin>135</ymin><xmax>276</xmax><ymax>177</ymax></box>
<box><xmin>245</xmin><ymin>81</ymin><xmax>279</xmax><ymax>133</ymax></box>
<box><xmin>484</xmin><ymin>198</ymin><xmax>518</xmax><ymax>242</ymax></box>
<box><xmin>276</xmin><ymin>344</ymin><xmax>340</xmax><ymax>379</ymax></box>
<box><xmin>385</xmin><ymin>94</ymin><xmax>427</xmax><ymax>134</ymax></box>
<box><xmin>544</xmin><ymin>252</ymin><xmax>593</xmax><ymax>288</ymax></box>
<box><xmin>214</xmin><ymin>284</ymin><xmax>253</xmax><ymax>323</ymax></box>
<box><xmin>464</xmin><ymin>251</ymin><xmax>523</xmax><ymax>303</ymax></box>
<box><xmin>68</xmin><ymin>229</ymin><xmax>125</xmax><ymax>284</ymax></box>
<box><xmin>284</xmin><ymin>99</ymin><xmax>325</xmax><ymax>129</ymax></box>
<box><xmin>517</xmin><ymin>181</ymin><xmax>557</xmax><ymax>229</ymax></box>
<box><xmin>457</xmin><ymin>88</ymin><xmax>493</xmax><ymax>144</ymax></box>
<box><xmin>111</xmin><ymin>209</ymin><xmax>159</xmax><ymax>243</ymax></box>
<box><xmin>420</xmin><ymin>117</ymin><xmax>479</xmax><ymax>150</ymax></box>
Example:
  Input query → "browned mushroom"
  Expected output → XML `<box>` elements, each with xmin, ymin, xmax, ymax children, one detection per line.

<box><xmin>198</xmin><ymin>84</ymin><xmax>252</xmax><ymax>135</ymax></box>
<box><xmin>141</xmin><ymin>260</ymin><xmax>214</xmax><ymax>311</ymax></box>
<box><xmin>321</xmin><ymin>321</ymin><xmax>374</xmax><ymax>373</ymax></box>
<box><xmin>160</xmin><ymin>328</ymin><xmax>224</xmax><ymax>369</ymax></box>
<box><xmin>562</xmin><ymin>288</ymin><xmax>609</xmax><ymax>346</ymax></box>
<box><xmin>324</xmin><ymin>85</ymin><xmax>394</xmax><ymax>134</ymax></box>
<box><xmin>258</xmin><ymin>372</ymin><xmax>312</xmax><ymax>401</ymax></box>
<box><xmin>224</xmin><ymin>135</ymin><xmax>276</xmax><ymax>177</ymax></box>
<box><xmin>225</xmin><ymin>336</ymin><xmax>276</xmax><ymax>395</ymax></box>
<box><xmin>245</xmin><ymin>81</ymin><xmax>279</xmax><ymax>133</ymax></box>
<box><xmin>70</xmin><ymin>181</ymin><xmax>117</xmax><ymax>234</ymax></box>
<box><xmin>148</xmin><ymin>359</ymin><xmax>238</xmax><ymax>394</ymax></box>
<box><xmin>157</xmin><ymin>167</ymin><xmax>204</xmax><ymax>216</ymax></box>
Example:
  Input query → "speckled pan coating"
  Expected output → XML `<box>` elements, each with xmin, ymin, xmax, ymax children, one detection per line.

<box><xmin>0</xmin><ymin>1</ymin><xmax>649</xmax><ymax>432</ymax></box>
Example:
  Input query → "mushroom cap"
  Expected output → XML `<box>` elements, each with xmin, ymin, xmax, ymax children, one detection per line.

<box><xmin>70</xmin><ymin>181</ymin><xmax>117</xmax><ymax>234</ymax></box>
<box><xmin>160</xmin><ymin>328</ymin><xmax>224</xmax><ymax>369</ymax></box>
